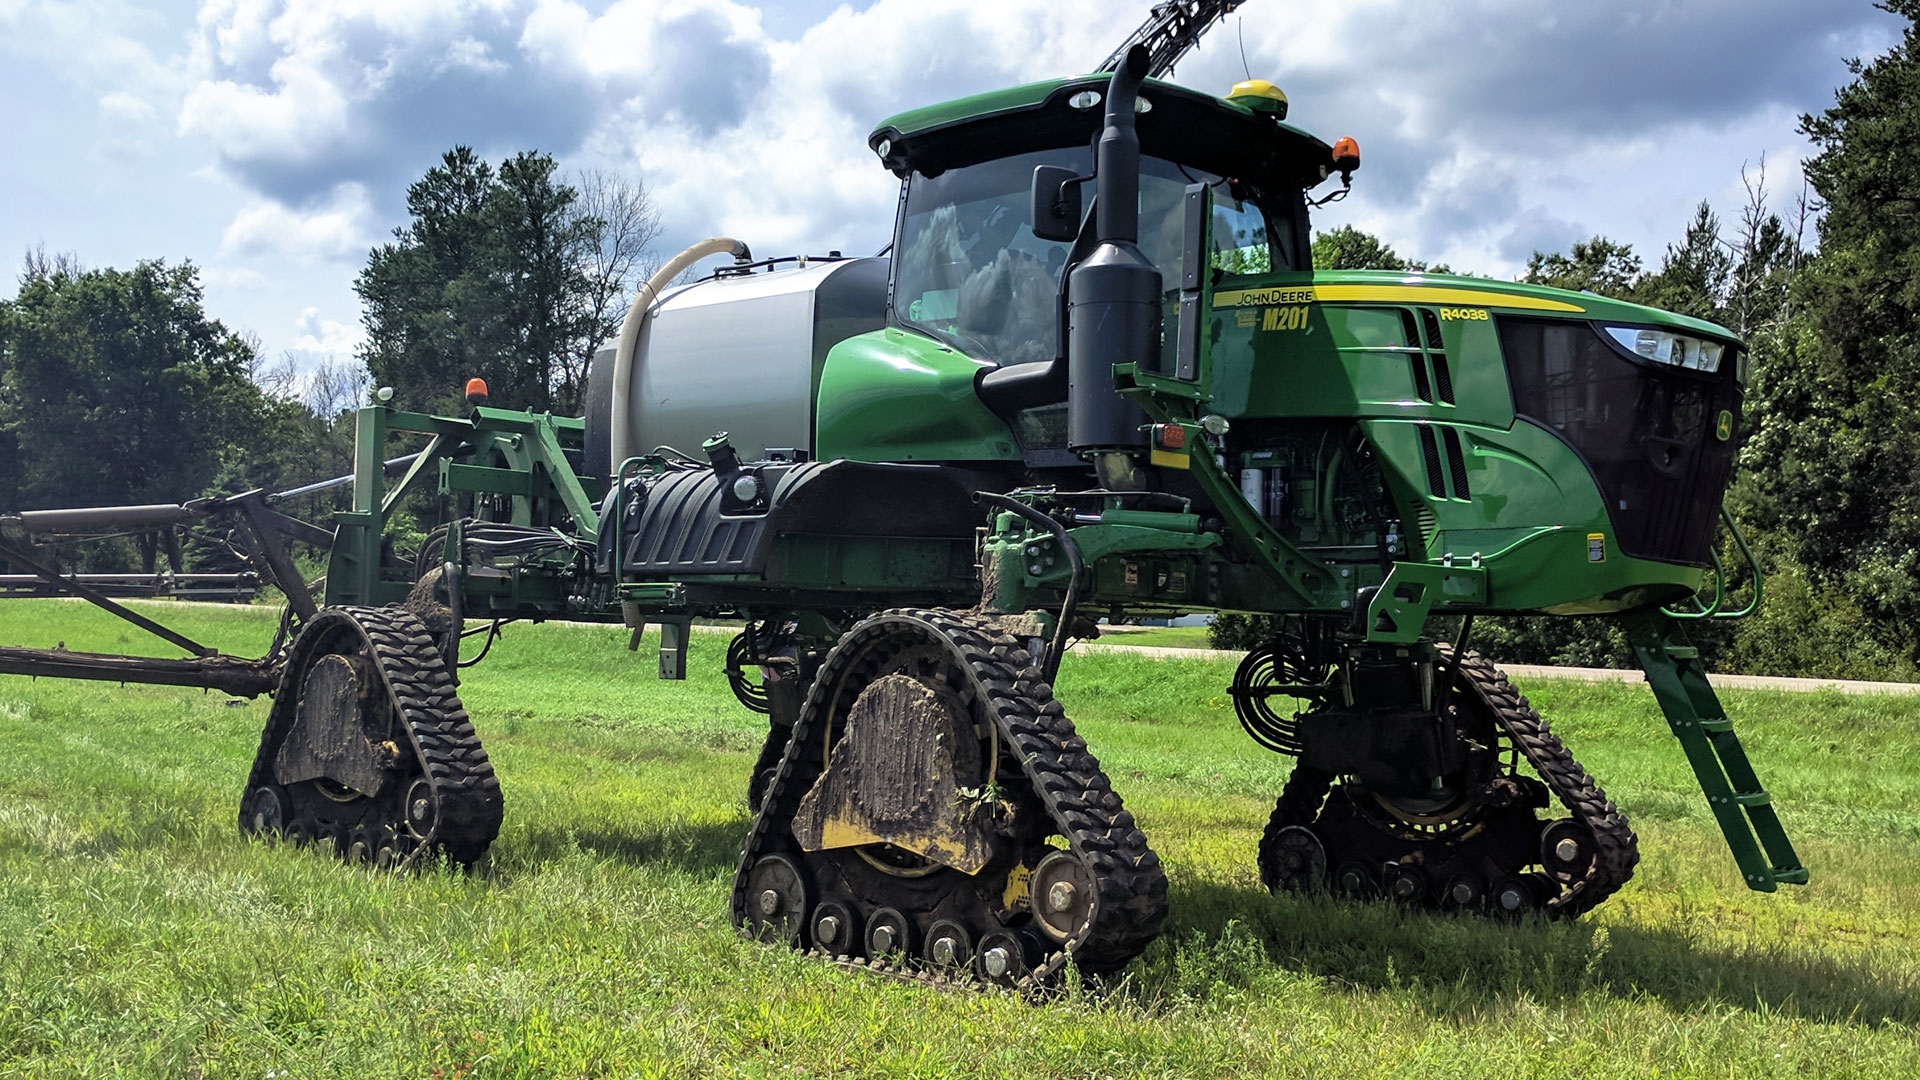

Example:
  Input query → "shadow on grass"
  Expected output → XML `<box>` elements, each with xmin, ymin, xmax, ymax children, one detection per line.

<box><xmin>498</xmin><ymin>816</ymin><xmax>751</xmax><ymax>879</ymax></box>
<box><xmin>1149</xmin><ymin>878</ymin><xmax>1920</xmax><ymax>1028</ymax></box>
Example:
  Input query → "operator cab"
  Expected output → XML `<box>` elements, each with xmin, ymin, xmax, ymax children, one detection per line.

<box><xmin>871</xmin><ymin>74</ymin><xmax>1331</xmax><ymax>380</ymax></box>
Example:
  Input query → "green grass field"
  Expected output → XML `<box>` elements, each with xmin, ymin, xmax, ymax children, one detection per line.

<box><xmin>2</xmin><ymin>599</ymin><xmax>1917</xmax><ymax>1078</ymax></box>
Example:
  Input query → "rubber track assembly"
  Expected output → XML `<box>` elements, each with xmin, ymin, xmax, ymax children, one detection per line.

<box><xmin>238</xmin><ymin>606</ymin><xmax>503</xmax><ymax>867</ymax></box>
<box><xmin>1260</xmin><ymin>648</ymin><xmax>1638</xmax><ymax>917</ymax></box>
<box><xmin>732</xmin><ymin>608</ymin><xmax>1168</xmax><ymax>989</ymax></box>
<box><xmin>1456</xmin><ymin>649</ymin><xmax>1639</xmax><ymax>916</ymax></box>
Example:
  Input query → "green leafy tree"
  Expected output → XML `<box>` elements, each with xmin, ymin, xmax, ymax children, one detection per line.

<box><xmin>358</xmin><ymin>148</ymin><xmax>656</xmax><ymax>415</ymax></box>
<box><xmin>0</xmin><ymin>259</ymin><xmax>261</xmax><ymax>511</ymax></box>
<box><xmin>1312</xmin><ymin>225</ymin><xmax>1411</xmax><ymax>271</ymax></box>
<box><xmin>1738</xmin><ymin>0</ymin><xmax>1920</xmax><ymax>660</ymax></box>
<box><xmin>1522</xmin><ymin>237</ymin><xmax>1641</xmax><ymax>298</ymax></box>
<box><xmin>0</xmin><ymin>258</ymin><xmax>294</xmax><ymax>571</ymax></box>
<box><xmin>1636</xmin><ymin>202</ymin><xmax>1732</xmax><ymax>323</ymax></box>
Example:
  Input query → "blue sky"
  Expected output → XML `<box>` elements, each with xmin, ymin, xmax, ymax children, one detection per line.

<box><xmin>0</xmin><ymin>0</ymin><xmax>1902</xmax><ymax>385</ymax></box>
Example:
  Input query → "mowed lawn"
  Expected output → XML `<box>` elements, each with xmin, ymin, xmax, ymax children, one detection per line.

<box><xmin>1</xmin><ymin>599</ymin><xmax>1916</xmax><ymax>1079</ymax></box>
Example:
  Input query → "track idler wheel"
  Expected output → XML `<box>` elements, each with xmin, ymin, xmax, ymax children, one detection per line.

<box><xmin>744</xmin><ymin>853</ymin><xmax>811</xmax><ymax>944</ymax></box>
<box><xmin>243</xmin><ymin>785</ymin><xmax>292</xmax><ymax>837</ymax></box>
<box><xmin>1029</xmin><ymin>849</ymin><xmax>1096</xmax><ymax>942</ymax></box>
<box><xmin>1540</xmin><ymin>819</ymin><xmax>1597</xmax><ymax>883</ymax></box>
<box><xmin>1263</xmin><ymin>826</ymin><xmax>1327</xmax><ymax>892</ymax></box>
<box><xmin>403</xmin><ymin>778</ymin><xmax>436</xmax><ymax>841</ymax></box>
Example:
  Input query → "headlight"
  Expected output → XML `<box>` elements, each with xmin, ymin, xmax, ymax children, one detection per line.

<box><xmin>1602</xmin><ymin>325</ymin><xmax>1726</xmax><ymax>374</ymax></box>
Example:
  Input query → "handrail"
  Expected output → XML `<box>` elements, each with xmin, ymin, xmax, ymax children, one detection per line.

<box><xmin>1664</xmin><ymin>509</ymin><xmax>1762</xmax><ymax>620</ymax></box>
<box><xmin>601</xmin><ymin>456</ymin><xmax>651</xmax><ymax>593</ymax></box>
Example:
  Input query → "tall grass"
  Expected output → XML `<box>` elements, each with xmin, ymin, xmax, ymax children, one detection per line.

<box><xmin>1</xmin><ymin>599</ymin><xmax>1915</xmax><ymax>1078</ymax></box>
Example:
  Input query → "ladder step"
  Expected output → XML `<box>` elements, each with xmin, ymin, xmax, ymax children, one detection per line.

<box><xmin>1632</xmin><ymin>612</ymin><xmax>1806</xmax><ymax>895</ymax></box>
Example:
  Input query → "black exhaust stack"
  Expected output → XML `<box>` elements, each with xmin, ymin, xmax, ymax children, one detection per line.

<box><xmin>1067</xmin><ymin>44</ymin><xmax>1158</xmax><ymax>455</ymax></box>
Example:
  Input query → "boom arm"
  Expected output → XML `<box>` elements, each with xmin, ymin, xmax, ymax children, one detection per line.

<box><xmin>1098</xmin><ymin>0</ymin><xmax>1248</xmax><ymax>79</ymax></box>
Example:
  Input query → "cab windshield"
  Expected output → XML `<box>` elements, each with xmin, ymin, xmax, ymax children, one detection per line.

<box><xmin>893</xmin><ymin>146</ymin><xmax>1291</xmax><ymax>367</ymax></box>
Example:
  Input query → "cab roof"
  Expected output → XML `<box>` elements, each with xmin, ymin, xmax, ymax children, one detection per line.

<box><xmin>869</xmin><ymin>73</ymin><xmax>1338</xmax><ymax>192</ymax></box>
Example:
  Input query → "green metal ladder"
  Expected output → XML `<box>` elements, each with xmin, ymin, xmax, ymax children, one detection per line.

<box><xmin>1626</xmin><ymin>610</ymin><xmax>1809</xmax><ymax>892</ymax></box>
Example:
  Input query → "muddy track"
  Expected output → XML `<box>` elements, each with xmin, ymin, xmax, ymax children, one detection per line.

<box><xmin>732</xmin><ymin>607</ymin><xmax>1168</xmax><ymax>989</ymax></box>
<box><xmin>238</xmin><ymin>605</ymin><xmax>502</xmax><ymax>866</ymax></box>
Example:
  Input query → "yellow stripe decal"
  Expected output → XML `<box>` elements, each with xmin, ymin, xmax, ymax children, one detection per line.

<box><xmin>1148</xmin><ymin>447</ymin><xmax>1191</xmax><ymax>470</ymax></box>
<box><xmin>1213</xmin><ymin>284</ymin><xmax>1584</xmax><ymax>313</ymax></box>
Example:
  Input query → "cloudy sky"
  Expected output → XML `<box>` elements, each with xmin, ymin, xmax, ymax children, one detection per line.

<box><xmin>0</xmin><ymin>0</ymin><xmax>1902</xmax><ymax>379</ymax></box>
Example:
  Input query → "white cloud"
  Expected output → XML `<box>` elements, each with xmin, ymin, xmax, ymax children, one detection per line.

<box><xmin>1</xmin><ymin>0</ymin><xmax>184</xmax><ymax>154</ymax></box>
<box><xmin>89</xmin><ymin>89</ymin><xmax>163</xmax><ymax>163</ymax></box>
<box><xmin>97</xmin><ymin>90</ymin><xmax>156</xmax><ymax>124</ymax></box>
<box><xmin>180</xmin><ymin>62</ymin><xmax>353</xmax><ymax>167</ymax></box>
<box><xmin>441</xmin><ymin>34</ymin><xmax>510</xmax><ymax>75</ymax></box>
<box><xmin>2</xmin><ymin>0</ymin><xmax>1905</xmax><ymax>373</ymax></box>
<box><xmin>200</xmin><ymin>265</ymin><xmax>270</xmax><ymax>292</ymax></box>
<box><xmin>220</xmin><ymin>182</ymin><xmax>376</xmax><ymax>261</ymax></box>
<box><xmin>292</xmin><ymin>304</ymin><xmax>363</xmax><ymax>358</ymax></box>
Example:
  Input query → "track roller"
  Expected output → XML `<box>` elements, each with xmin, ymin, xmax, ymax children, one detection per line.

<box><xmin>925</xmin><ymin>919</ymin><xmax>974</xmax><ymax>969</ymax></box>
<box><xmin>811</xmin><ymin>900</ymin><xmax>862</xmax><ymax>957</ymax></box>
<box><xmin>866</xmin><ymin>907</ymin><xmax>916</xmax><ymax>958</ymax></box>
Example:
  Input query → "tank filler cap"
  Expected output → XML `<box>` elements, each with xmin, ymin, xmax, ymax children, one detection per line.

<box><xmin>1227</xmin><ymin>79</ymin><xmax>1288</xmax><ymax>119</ymax></box>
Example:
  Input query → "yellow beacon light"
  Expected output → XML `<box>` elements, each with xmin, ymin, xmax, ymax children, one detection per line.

<box><xmin>1227</xmin><ymin>79</ymin><xmax>1288</xmax><ymax>119</ymax></box>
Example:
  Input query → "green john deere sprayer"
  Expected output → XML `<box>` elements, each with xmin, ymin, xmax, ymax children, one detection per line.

<box><xmin>0</xmin><ymin>1</ymin><xmax>1802</xmax><ymax>989</ymax></box>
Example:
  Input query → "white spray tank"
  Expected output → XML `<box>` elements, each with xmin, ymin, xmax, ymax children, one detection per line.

<box><xmin>583</xmin><ymin>243</ymin><xmax>889</xmax><ymax>478</ymax></box>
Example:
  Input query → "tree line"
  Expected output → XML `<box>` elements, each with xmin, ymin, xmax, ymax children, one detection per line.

<box><xmin>0</xmin><ymin>150</ymin><xmax>658</xmax><ymax>573</ymax></box>
<box><xmin>5</xmin><ymin>4</ymin><xmax>1920</xmax><ymax>676</ymax></box>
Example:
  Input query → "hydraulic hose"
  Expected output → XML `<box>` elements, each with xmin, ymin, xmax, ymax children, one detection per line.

<box><xmin>608</xmin><ymin>237</ymin><xmax>752</xmax><ymax>466</ymax></box>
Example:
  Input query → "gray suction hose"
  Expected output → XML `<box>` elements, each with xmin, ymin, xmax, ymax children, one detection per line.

<box><xmin>609</xmin><ymin>237</ymin><xmax>752</xmax><ymax>465</ymax></box>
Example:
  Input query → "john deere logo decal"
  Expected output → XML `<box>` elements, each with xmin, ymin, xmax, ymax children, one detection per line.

<box><xmin>1715</xmin><ymin>410</ymin><xmax>1734</xmax><ymax>441</ymax></box>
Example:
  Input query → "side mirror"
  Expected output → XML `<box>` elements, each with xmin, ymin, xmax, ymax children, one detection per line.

<box><xmin>1030</xmin><ymin>165</ymin><xmax>1083</xmax><ymax>243</ymax></box>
